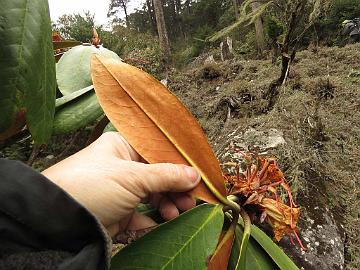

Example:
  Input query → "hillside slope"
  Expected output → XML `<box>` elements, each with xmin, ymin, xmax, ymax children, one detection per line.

<box><xmin>169</xmin><ymin>44</ymin><xmax>360</xmax><ymax>270</ymax></box>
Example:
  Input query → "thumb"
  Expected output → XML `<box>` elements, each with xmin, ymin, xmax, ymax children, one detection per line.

<box><xmin>131</xmin><ymin>163</ymin><xmax>201</xmax><ymax>199</ymax></box>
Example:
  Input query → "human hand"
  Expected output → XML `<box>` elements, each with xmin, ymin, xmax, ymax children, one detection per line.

<box><xmin>42</xmin><ymin>132</ymin><xmax>200</xmax><ymax>237</ymax></box>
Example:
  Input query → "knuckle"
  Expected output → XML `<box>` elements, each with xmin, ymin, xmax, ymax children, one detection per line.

<box><xmin>164</xmin><ymin>163</ymin><xmax>183</xmax><ymax>186</ymax></box>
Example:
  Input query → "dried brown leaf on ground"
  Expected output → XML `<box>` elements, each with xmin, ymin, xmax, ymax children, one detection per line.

<box><xmin>91</xmin><ymin>55</ymin><xmax>227</xmax><ymax>204</ymax></box>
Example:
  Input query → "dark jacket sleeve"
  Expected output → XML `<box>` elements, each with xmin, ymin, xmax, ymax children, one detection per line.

<box><xmin>0</xmin><ymin>159</ymin><xmax>112</xmax><ymax>270</ymax></box>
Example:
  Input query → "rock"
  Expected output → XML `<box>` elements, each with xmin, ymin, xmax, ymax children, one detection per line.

<box><xmin>160</xmin><ymin>78</ymin><xmax>168</xmax><ymax>87</ymax></box>
<box><xmin>220</xmin><ymin>36</ymin><xmax>234</xmax><ymax>61</ymax></box>
<box><xmin>280</xmin><ymin>193</ymin><xmax>346</xmax><ymax>270</ymax></box>
<box><xmin>188</xmin><ymin>53</ymin><xmax>217</xmax><ymax>69</ymax></box>
<box><xmin>215</xmin><ymin>127</ymin><xmax>286</xmax><ymax>158</ymax></box>
<box><xmin>215</xmin><ymin>126</ymin><xmax>346</xmax><ymax>270</ymax></box>
<box><xmin>204</xmin><ymin>55</ymin><xmax>216</xmax><ymax>65</ymax></box>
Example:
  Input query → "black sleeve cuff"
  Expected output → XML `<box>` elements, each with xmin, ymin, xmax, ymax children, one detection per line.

<box><xmin>0</xmin><ymin>159</ymin><xmax>111</xmax><ymax>270</ymax></box>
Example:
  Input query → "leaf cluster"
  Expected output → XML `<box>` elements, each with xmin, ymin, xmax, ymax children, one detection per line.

<box><xmin>53</xmin><ymin>11</ymin><xmax>99</xmax><ymax>43</ymax></box>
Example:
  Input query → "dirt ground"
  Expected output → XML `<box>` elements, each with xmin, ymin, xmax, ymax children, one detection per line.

<box><xmin>168</xmin><ymin>43</ymin><xmax>360</xmax><ymax>269</ymax></box>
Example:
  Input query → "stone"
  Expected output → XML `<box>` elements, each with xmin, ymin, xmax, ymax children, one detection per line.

<box><xmin>160</xmin><ymin>78</ymin><xmax>168</xmax><ymax>87</ymax></box>
<box><xmin>204</xmin><ymin>55</ymin><xmax>216</xmax><ymax>65</ymax></box>
<box><xmin>215</xmin><ymin>127</ymin><xmax>286</xmax><ymax>158</ymax></box>
<box><xmin>279</xmin><ymin>190</ymin><xmax>345</xmax><ymax>270</ymax></box>
<box><xmin>215</xmin><ymin>126</ymin><xmax>346</xmax><ymax>270</ymax></box>
<box><xmin>220</xmin><ymin>36</ymin><xmax>234</xmax><ymax>61</ymax></box>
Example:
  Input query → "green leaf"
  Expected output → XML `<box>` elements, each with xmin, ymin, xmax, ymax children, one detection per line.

<box><xmin>236</xmin><ymin>210</ymin><xmax>251</xmax><ymax>269</ymax></box>
<box><xmin>56</xmin><ymin>45</ymin><xmax>121</xmax><ymax>95</ymax></box>
<box><xmin>228</xmin><ymin>225</ymin><xmax>279</xmax><ymax>270</ymax></box>
<box><xmin>238</xmin><ymin>219</ymin><xmax>299</xmax><ymax>270</ymax></box>
<box><xmin>55</xmin><ymin>85</ymin><xmax>94</xmax><ymax>108</ymax></box>
<box><xmin>103</xmin><ymin>122</ymin><xmax>117</xmax><ymax>133</ymax></box>
<box><xmin>0</xmin><ymin>0</ymin><xmax>56</xmax><ymax>144</ymax></box>
<box><xmin>53</xmin><ymin>92</ymin><xmax>103</xmax><ymax>135</ymax></box>
<box><xmin>110</xmin><ymin>204</ymin><xmax>224</xmax><ymax>270</ymax></box>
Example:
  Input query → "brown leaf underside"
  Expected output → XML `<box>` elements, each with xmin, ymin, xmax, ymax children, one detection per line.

<box><xmin>208</xmin><ymin>228</ymin><xmax>235</xmax><ymax>270</ymax></box>
<box><xmin>91</xmin><ymin>55</ymin><xmax>226</xmax><ymax>203</ymax></box>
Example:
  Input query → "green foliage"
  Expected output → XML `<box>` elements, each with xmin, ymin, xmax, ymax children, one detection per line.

<box><xmin>238</xmin><ymin>219</ymin><xmax>299</xmax><ymax>270</ymax></box>
<box><xmin>235</xmin><ymin>30</ymin><xmax>258</xmax><ymax>55</ymax></box>
<box><xmin>193</xmin><ymin>26</ymin><xmax>213</xmax><ymax>54</ymax></box>
<box><xmin>187</xmin><ymin>0</ymin><xmax>231</xmax><ymax>32</ymax></box>
<box><xmin>218</xmin><ymin>5</ymin><xmax>237</xmax><ymax>30</ymax></box>
<box><xmin>104</xmin><ymin>25</ymin><xmax>162</xmax><ymax>74</ymax></box>
<box><xmin>53</xmin><ymin>11</ymin><xmax>100</xmax><ymax>43</ymax></box>
<box><xmin>173</xmin><ymin>25</ymin><xmax>214</xmax><ymax>66</ymax></box>
<box><xmin>54</xmin><ymin>43</ymin><xmax>121</xmax><ymax>135</ymax></box>
<box><xmin>110</xmin><ymin>204</ymin><xmax>225</xmax><ymax>270</ymax></box>
<box><xmin>53</xmin><ymin>92</ymin><xmax>103</xmax><ymax>135</ymax></box>
<box><xmin>172</xmin><ymin>46</ymin><xmax>195</xmax><ymax>67</ymax></box>
<box><xmin>328</xmin><ymin>0</ymin><xmax>360</xmax><ymax>23</ymax></box>
<box><xmin>103</xmin><ymin>122</ymin><xmax>117</xmax><ymax>133</ymax></box>
<box><xmin>127</xmin><ymin>9</ymin><xmax>152</xmax><ymax>33</ymax></box>
<box><xmin>55</xmin><ymin>85</ymin><xmax>94</xmax><ymax>108</ymax></box>
<box><xmin>229</xmin><ymin>225</ymin><xmax>279</xmax><ymax>270</ymax></box>
<box><xmin>0</xmin><ymin>0</ymin><xmax>56</xmax><ymax>144</ymax></box>
<box><xmin>317</xmin><ymin>0</ymin><xmax>360</xmax><ymax>44</ymax></box>
<box><xmin>208</xmin><ymin>1</ymin><xmax>273</xmax><ymax>42</ymax></box>
<box><xmin>265</xmin><ymin>16</ymin><xmax>284</xmax><ymax>41</ymax></box>
<box><xmin>56</xmin><ymin>45</ymin><xmax>121</xmax><ymax>95</ymax></box>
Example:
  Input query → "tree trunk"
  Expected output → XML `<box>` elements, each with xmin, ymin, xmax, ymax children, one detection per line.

<box><xmin>153</xmin><ymin>0</ymin><xmax>171</xmax><ymax>69</ymax></box>
<box><xmin>121</xmin><ymin>2</ymin><xmax>130</xmax><ymax>28</ymax></box>
<box><xmin>184</xmin><ymin>0</ymin><xmax>191</xmax><ymax>15</ymax></box>
<box><xmin>169</xmin><ymin>0</ymin><xmax>184</xmax><ymax>39</ymax></box>
<box><xmin>146</xmin><ymin>0</ymin><xmax>157</xmax><ymax>34</ymax></box>
<box><xmin>175</xmin><ymin>0</ymin><xmax>181</xmax><ymax>15</ymax></box>
<box><xmin>169</xmin><ymin>0</ymin><xmax>176</xmax><ymax>18</ymax></box>
<box><xmin>233</xmin><ymin>0</ymin><xmax>239</xmax><ymax>19</ymax></box>
<box><xmin>250</xmin><ymin>2</ymin><xmax>266</xmax><ymax>55</ymax></box>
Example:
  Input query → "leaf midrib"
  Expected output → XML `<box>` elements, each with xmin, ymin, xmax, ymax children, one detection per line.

<box><xmin>96</xmin><ymin>57</ymin><xmax>227</xmax><ymax>204</ymax></box>
<box><xmin>160</xmin><ymin>206</ymin><xmax>220</xmax><ymax>270</ymax></box>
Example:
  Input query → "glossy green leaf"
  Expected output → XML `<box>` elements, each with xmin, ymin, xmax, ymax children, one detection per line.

<box><xmin>0</xmin><ymin>0</ymin><xmax>56</xmax><ymax>144</ymax></box>
<box><xmin>55</xmin><ymin>85</ymin><xmax>94</xmax><ymax>108</ymax></box>
<box><xmin>238</xmin><ymin>219</ymin><xmax>299</xmax><ymax>270</ymax></box>
<box><xmin>53</xmin><ymin>40</ymin><xmax>81</xmax><ymax>50</ymax></box>
<box><xmin>235</xmin><ymin>210</ymin><xmax>251</xmax><ymax>269</ymax></box>
<box><xmin>110</xmin><ymin>204</ymin><xmax>224</xmax><ymax>270</ymax></box>
<box><xmin>228</xmin><ymin>225</ymin><xmax>279</xmax><ymax>270</ymax></box>
<box><xmin>57</xmin><ymin>45</ymin><xmax>121</xmax><ymax>95</ymax></box>
<box><xmin>53</xmin><ymin>92</ymin><xmax>103</xmax><ymax>135</ymax></box>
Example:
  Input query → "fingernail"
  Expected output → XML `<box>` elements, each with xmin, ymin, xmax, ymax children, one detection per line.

<box><xmin>184</xmin><ymin>166</ymin><xmax>201</xmax><ymax>184</ymax></box>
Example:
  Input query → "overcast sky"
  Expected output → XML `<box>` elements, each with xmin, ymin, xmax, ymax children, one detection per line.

<box><xmin>48</xmin><ymin>0</ymin><xmax>143</xmax><ymax>26</ymax></box>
